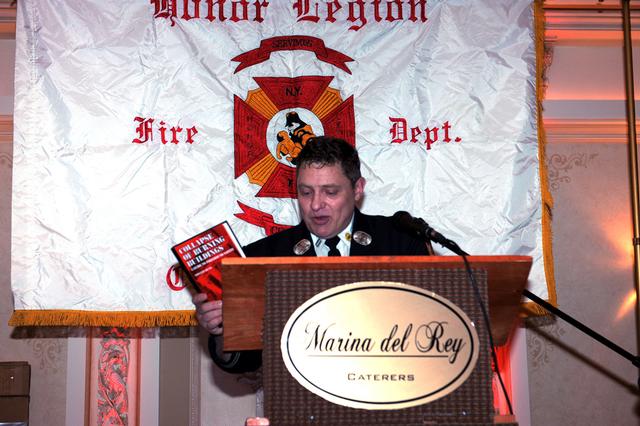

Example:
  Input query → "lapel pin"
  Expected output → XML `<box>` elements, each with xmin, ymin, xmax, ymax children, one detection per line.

<box><xmin>293</xmin><ymin>239</ymin><xmax>312</xmax><ymax>255</ymax></box>
<box><xmin>352</xmin><ymin>231</ymin><xmax>372</xmax><ymax>246</ymax></box>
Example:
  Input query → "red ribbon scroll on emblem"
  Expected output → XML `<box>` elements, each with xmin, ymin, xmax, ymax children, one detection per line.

<box><xmin>232</xmin><ymin>36</ymin><xmax>354</xmax><ymax>74</ymax></box>
<box><xmin>235</xmin><ymin>202</ymin><xmax>292</xmax><ymax>236</ymax></box>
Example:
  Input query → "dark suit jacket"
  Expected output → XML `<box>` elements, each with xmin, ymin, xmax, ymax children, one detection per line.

<box><xmin>209</xmin><ymin>209</ymin><xmax>430</xmax><ymax>373</ymax></box>
<box><xmin>243</xmin><ymin>209</ymin><xmax>428</xmax><ymax>257</ymax></box>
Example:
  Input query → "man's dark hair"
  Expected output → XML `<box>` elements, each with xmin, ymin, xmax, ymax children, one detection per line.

<box><xmin>292</xmin><ymin>136</ymin><xmax>361</xmax><ymax>186</ymax></box>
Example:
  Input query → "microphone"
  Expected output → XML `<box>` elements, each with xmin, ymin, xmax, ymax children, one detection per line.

<box><xmin>392</xmin><ymin>211</ymin><xmax>468</xmax><ymax>256</ymax></box>
<box><xmin>393</xmin><ymin>211</ymin><xmax>519</xmax><ymax>414</ymax></box>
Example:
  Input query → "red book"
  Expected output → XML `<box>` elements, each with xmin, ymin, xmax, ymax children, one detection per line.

<box><xmin>172</xmin><ymin>221</ymin><xmax>245</xmax><ymax>300</ymax></box>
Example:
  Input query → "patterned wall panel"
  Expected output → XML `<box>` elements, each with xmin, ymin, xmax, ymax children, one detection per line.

<box><xmin>528</xmin><ymin>143</ymin><xmax>638</xmax><ymax>425</ymax></box>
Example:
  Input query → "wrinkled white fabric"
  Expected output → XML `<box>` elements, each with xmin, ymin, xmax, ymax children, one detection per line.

<box><xmin>11</xmin><ymin>0</ymin><xmax>545</xmax><ymax>312</ymax></box>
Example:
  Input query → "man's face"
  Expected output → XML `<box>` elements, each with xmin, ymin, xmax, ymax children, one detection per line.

<box><xmin>296</xmin><ymin>163</ymin><xmax>365</xmax><ymax>239</ymax></box>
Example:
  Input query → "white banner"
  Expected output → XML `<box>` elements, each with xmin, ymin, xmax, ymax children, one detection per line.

<box><xmin>11</xmin><ymin>0</ymin><xmax>551</xmax><ymax>325</ymax></box>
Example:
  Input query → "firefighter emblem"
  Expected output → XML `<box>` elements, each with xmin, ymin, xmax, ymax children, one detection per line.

<box><xmin>234</xmin><ymin>76</ymin><xmax>356</xmax><ymax>199</ymax></box>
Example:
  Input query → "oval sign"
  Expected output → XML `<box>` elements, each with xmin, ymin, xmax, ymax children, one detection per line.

<box><xmin>281</xmin><ymin>281</ymin><xmax>480</xmax><ymax>409</ymax></box>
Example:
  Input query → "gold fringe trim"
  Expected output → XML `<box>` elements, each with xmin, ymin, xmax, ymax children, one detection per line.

<box><xmin>522</xmin><ymin>300</ymin><xmax>551</xmax><ymax>317</ymax></box>
<box><xmin>530</xmin><ymin>0</ymin><xmax>558</xmax><ymax>316</ymax></box>
<box><xmin>8</xmin><ymin>310</ymin><xmax>199</xmax><ymax>328</ymax></box>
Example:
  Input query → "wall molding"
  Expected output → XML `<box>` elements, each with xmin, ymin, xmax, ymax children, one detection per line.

<box><xmin>0</xmin><ymin>1</ymin><xmax>16</xmax><ymax>40</ymax></box>
<box><xmin>543</xmin><ymin>1</ymin><xmax>640</xmax><ymax>44</ymax></box>
<box><xmin>545</xmin><ymin>11</ymin><xmax>640</xmax><ymax>45</ymax></box>
<box><xmin>543</xmin><ymin>118</ymin><xmax>637</xmax><ymax>144</ymax></box>
<box><xmin>0</xmin><ymin>115</ymin><xmax>12</xmax><ymax>143</ymax></box>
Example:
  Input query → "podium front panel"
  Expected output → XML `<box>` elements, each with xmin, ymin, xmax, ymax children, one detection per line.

<box><xmin>263</xmin><ymin>267</ymin><xmax>494</xmax><ymax>426</ymax></box>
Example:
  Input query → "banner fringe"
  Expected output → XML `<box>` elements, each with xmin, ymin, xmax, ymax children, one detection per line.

<box><xmin>8</xmin><ymin>310</ymin><xmax>199</xmax><ymax>328</ymax></box>
<box><xmin>522</xmin><ymin>301</ymin><xmax>553</xmax><ymax>317</ymax></box>
<box><xmin>532</xmin><ymin>0</ymin><xmax>558</xmax><ymax>314</ymax></box>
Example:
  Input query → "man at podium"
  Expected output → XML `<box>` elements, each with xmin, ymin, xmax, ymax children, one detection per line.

<box><xmin>194</xmin><ymin>136</ymin><xmax>432</xmax><ymax>372</ymax></box>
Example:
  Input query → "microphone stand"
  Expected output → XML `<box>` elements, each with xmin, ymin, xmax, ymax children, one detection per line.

<box><xmin>521</xmin><ymin>289</ymin><xmax>640</xmax><ymax>371</ymax></box>
<box><xmin>434</xmin><ymin>237</ymin><xmax>640</xmax><ymax>386</ymax></box>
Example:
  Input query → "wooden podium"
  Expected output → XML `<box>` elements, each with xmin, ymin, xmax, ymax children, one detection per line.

<box><xmin>221</xmin><ymin>255</ymin><xmax>531</xmax><ymax>426</ymax></box>
<box><xmin>221</xmin><ymin>255</ymin><xmax>531</xmax><ymax>350</ymax></box>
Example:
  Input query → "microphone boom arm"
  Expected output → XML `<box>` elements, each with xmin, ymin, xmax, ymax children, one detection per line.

<box><xmin>415</xmin><ymin>216</ymin><xmax>640</xmax><ymax>373</ymax></box>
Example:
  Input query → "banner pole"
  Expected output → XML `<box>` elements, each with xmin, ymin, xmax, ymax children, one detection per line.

<box><xmin>621</xmin><ymin>0</ymin><xmax>640</xmax><ymax>383</ymax></box>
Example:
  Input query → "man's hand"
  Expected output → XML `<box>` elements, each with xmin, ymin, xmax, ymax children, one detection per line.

<box><xmin>192</xmin><ymin>293</ymin><xmax>223</xmax><ymax>335</ymax></box>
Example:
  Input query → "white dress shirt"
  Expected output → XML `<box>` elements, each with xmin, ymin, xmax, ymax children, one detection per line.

<box><xmin>309</xmin><ymin>215</ymin><xmax>354</xmax><ymax>257</ymax></box>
